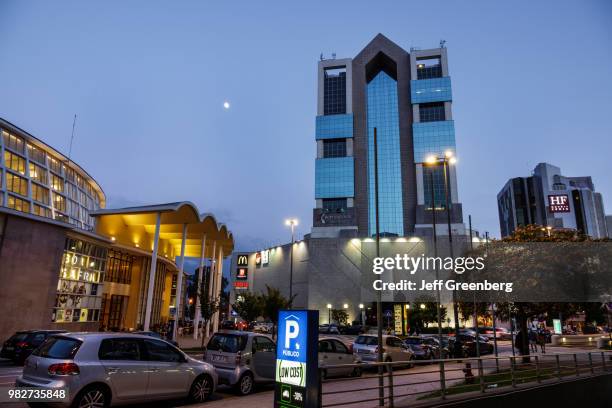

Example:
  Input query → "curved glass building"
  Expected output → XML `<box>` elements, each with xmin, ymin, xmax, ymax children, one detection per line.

<box><xmin>0</xmin><ymin>118</ymin><xmax>105</xmax><ymax>230</ymax></box>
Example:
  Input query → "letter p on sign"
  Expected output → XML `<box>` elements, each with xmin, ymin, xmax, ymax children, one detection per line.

<box><xmin>285</xmin><ymin>320</ymin><xmax>299</xmax><ymax>349</ymax></box>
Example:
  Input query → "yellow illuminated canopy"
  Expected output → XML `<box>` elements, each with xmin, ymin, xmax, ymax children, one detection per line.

<box><xmin>91</xmin><ymin>201</ymin><xmax>233</xmax><ymax>259</ymax></box>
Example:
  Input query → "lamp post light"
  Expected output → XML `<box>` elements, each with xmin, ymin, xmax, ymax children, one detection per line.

<box><xmin>285</xmin><ymin>218</ymin><xmax>298</xmax><ymax>308</ymax></box>
<box><xmin>359</xmin><ymin>303</ymin><xmax>364</xmax><ymax>325</ymax></box>
<box><xmin>425</xmin><ymin>151</ymin><xmax>462</xmax><ymax>358</ymax></box>
<box><xmin>327</xmin><ymin>303</ymin><xmax>332</xmax><ymax>324</ymax></box>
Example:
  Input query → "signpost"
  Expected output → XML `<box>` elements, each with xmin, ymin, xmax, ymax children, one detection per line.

<box><xmin>275</xmin><ymin>310</ymin><xmax>319</xmax><ymax>408</ymax></box>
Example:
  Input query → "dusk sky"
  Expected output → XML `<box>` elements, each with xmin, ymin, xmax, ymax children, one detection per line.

<box><xmin>1</xmin><ymin>0</ymin><xmax>611</xmax><ymax>269</ymax></box>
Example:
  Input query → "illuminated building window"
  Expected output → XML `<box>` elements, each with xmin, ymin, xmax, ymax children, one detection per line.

<box><xmin>29</xmin><ymin>162</ymin><xmax>47</xmax><ymax>184</ymax></box>
<box><xmin>32</xmin><ymin>183</ymin><xmax>50</xmax><ymax>205</ymax></box>
<box><xmin>6</xmin><ymin>172</ymin><xmax>28</xmax><ymax>197</ymax></box>
<box><xmin>53</xmin><ymin>192</ymin><xmax>66</xmax><ymax>212</ymax></box>
<box><xmin>48</xmin><ymin>156</ymin><xmax>62</xmax><ymax>175</ymax></box>
<box><xmin>27</xmin><ymin>143</ymin><xmax>46</xmax><ymax>164</ymax></box>
<box><xmin>32</xmin><ymin>204</ymin><xmax>52</xmax><ymax>218</ymax></box>
<box><xmin>4</xmin><ymin>151</ymin><xmax>26</xmax><ymax>175</ymax></box>
<box><xmin>7</xmin><ymin>195</ymin><xmax>30</xmax><ymax>213</ymax></box>
<box><xmin>50</xmin><ymin>173</ymin><xmax>64</xmax><ymax>192</ymax></box>
<box><xmin>53</xmin><ymin>238</ymin><xmax>107</xmax><ymax>323</ymax></box>
<box><xmin>2</xmin><ymin>130</ymin><xmax>25</xmax><ymax>154</ymax></box>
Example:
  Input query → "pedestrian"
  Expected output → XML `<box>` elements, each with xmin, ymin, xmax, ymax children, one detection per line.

<box><xmin>528</xmin><ymin>329</ymin><xmax>537</xmax><ymax>353</ymax></box>
<box><xmin>537</xmin><ymin>329</ymin><xmax>546</xmax><ymax>353</ymax></box>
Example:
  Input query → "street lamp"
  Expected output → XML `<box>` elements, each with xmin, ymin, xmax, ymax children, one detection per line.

<box><xmin>420</xmin><ymin>303</ymin><xmax>426</xmax><ymax>310</ymax></box>
<box><xmin>285</xmin><ymin>218</ymin><xmax>298</xmax><ymax>307</ymax></box>
<box><xmin>359</xmin><ymin>303</ymin><xmax>364</xmax><ymax>325</ymax></box>
<box><xmin>327</xmin><ymin>303</ymin><xmax>332</xmax><ymax>324</ymax></box>
<box><xmin>424</xmin><ymin>151</ymin><xmax>462</xmax><ymax>357</ymax></box>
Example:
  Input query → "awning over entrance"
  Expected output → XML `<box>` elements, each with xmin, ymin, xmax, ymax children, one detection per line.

<box><xmin>91</xmin><ymin>201</ymin><xmax>234</xmax><ymax>332</ymax></box>
<box><xmin>91</xmin><ymin>201</ymin><xmax>233</xmax><ymax>258</ymax></box>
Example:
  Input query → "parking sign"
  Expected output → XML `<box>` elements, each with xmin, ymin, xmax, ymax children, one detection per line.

<box><xmin>275</xmin><ymin>310</ymin><xmax>319</xmax><ymax>408</ymax></box>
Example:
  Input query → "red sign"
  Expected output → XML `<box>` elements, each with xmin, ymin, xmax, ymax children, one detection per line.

<box><xmin>234</xmin><ymin>281</ymin><xmax>249</xmax><ymax>289</ymax></box>
<box><xmin>548</xmin><ymin>194</ymin><xmax>570</xmax><ymax>213</ymax></box>
<box><xmin>236</xmin><ymin>267</ymin><xmax>248</xmax><ymax>280</ymax></box>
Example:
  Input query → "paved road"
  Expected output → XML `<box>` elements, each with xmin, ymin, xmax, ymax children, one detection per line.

<box><xmin>1</xmin><ymin>342</ymin><xmax>604</xmax><ymax>408</ymax></box>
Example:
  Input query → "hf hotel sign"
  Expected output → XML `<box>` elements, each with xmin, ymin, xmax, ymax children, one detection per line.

<box><xmin>275</xmin><ymin>310</ymin><xmax>319</xmax><ymax>408</ymax></box>
<box><xmin>548</xmin><ymin>194</ymin><xmax>570</xmax><ymax>213</ymax></box>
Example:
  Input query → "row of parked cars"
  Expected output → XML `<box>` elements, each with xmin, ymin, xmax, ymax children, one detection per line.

<box><xmin>0</xmin><ymin>328</ymin><xmax>498</xmax><ymax>407</ymax></box>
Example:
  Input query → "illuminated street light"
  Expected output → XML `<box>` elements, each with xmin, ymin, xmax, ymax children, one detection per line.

<box><xmin>343</xmin><ymin>303</ymin><xmax>349</xmax><ymax>309</ymax></box>
<box><xmin>420</xmin><ymin>303</ymin><xmax>426</xmax><ymax>310</ymax></box>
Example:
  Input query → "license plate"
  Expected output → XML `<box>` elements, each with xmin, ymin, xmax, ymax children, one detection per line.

<box><xmin>212</xmin><ymin>355</ymin><xmax>227</xmax><ymax>362</ymax></box>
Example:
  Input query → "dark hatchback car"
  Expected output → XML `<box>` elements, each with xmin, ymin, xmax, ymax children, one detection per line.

<box><xmin>403</xmin><ymin>336</ymin><xmax>434</xmax><ymax>360</ymax></box>
<box><xmin>453</xmin><ymin>334</ymin><xmax>494</xmax><ymax>357</ymax></box>
<box><xmin>1</xmin><ymin>330</ymin><xmax>67</xmax><ymax>364</ymax></box>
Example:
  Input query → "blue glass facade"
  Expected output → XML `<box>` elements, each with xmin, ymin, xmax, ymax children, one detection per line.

<box><xmin>315</xmin><ymin>114</ymin><xmax>353</xmax><ymax>140</ymax></box>
<box><xmin>413</xmin><ymin>120</ymin><xmax>456</xmax><ymax>163</ymax></box>
<box><xmin>367</xmin><ymin>71</ymin><xmax>404</xmax><ymax>236</ymax></box>
<box><xmin>411</xmin><ymin>77</ymin><xmax>452</xmax><ymax>104</ymax></box>
<box><xmin>423</xmin><ymin>165</ymin><xmax>448</xmax><ymax>209</ymax></box>
<box><xmin>315</xmin><ymin>157</ymin><xmax>354</xmax><ymax>199</ymax></box>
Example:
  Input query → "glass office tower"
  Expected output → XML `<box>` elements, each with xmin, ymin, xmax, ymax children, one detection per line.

<box><xmin>312</xmin><ymin>34</ymin><xmax>464</xmax><ymax>239</ymax></box>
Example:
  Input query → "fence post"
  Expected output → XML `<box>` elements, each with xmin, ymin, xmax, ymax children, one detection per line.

<box><xmin>439</xmin><ymin>359</ymin><xmax>446</xmax><ymax>400</ymax></box>
<box><xmin>555</xmin><ymin>354</ymin><xmax>562</xmax><ymax>380</ymax></box>
<box><xmin>318</xmin><ymin>367</ymin><xmax>323</xmax><ymax>408</ymax></box>
<box><xmin>574</xmin><ymin>353</ymin><xmax>579</xmax><ymax>377</ymax></box>
<box><xmin>478</xmin><ymin>358</ymin><xmax>485</xmax><ymax>393</ymax></box>
<box><xmin>602</xmin><ymin>352</ymin><xmax>607</xmax><ymax>372</ymax></box>
<box><xmin>510</xmin><ymin>357</ymin><xmax>516</xmax><ymax>388</ymax></box>
<box><xmin>388</xmin><ymin>363</ymin><xmax>394</xmax><ymax>408</ymax></box>
<box><xmin>588</xmin><ymin>352</ymin><xmax>594</xmax><ymax>375</ymax></box>
<box><xmin>535</xmin><ymin>355</ymin><xmax>540</xmax><ymax>383</ymax></box>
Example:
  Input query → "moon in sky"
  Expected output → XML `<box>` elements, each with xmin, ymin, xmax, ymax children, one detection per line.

<box><xmin>223</xmin><ymin>101</ymin><xmax>230</xmax><ymax>109</ymax></box>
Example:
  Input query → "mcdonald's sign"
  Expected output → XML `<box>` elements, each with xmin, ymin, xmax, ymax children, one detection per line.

<box><xmin>237</xmin><ymin>254</ymin><xmax>249</xmax><ymax>267</ymax></box>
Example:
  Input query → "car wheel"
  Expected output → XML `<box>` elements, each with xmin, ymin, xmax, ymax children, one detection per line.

<box><xmin>407</xmin><ymin>355</ymin><xmax>415</xmax><ymax>369</ymax></box>
<box><xmin>72</xmin><ymin>385</ymin><xmax>109</xmax><ymax>408</ymax></box>
<box><xmin>189</xmin><ymin>374</ymin><xmax>213</xmax><ymax>403</ymax></box>
<box><xmin>352</xmin><ymin>366</ymin><xmax>362</xmax><ymax>377</ymax></box>
<box><xmin>320</xmin><ymin>369</ymin><xmax>328</xmax><ymax>381</ymax></box>
<box><xmin>236</xmin><ymin>372</ymin><xmax>254</xmax><ymax>396</ymax></box>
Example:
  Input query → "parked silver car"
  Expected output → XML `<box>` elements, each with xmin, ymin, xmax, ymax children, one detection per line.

<box><xmin>204</xmin><ymin>331</ymin><xmax>275</xmax><ymax>396</ymax></box>
<box><xmin>16</xmin><ymin>332</ymin><xmax>217</xmax><ymax>407</ymax></box>
<box><xmin>352</xmin><ymin>334</ymin><xmax>414</xmax><ymax>367</ymax></box>
<box><xmin>318</xmin><ymin>337</ymin><xmax>362</xmax><ymax>379</ymax></box>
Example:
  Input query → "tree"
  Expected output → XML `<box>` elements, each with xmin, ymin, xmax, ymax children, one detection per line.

<box><xmin>457</xmin><ymin>225</ymin><xmax>610</xmax><ymax>361</ymax></box>
<box><xmin>199</xmin><ymin>269</ymin><xmax>219</xmax><ymax>347</ymax></box>
<box><xmin>331</xmin><ymin>309</ymin><xmax>349</xmax><ymax>325</ymax></box>
<box><xmin>408</xmin><ymin>299</ymin><xmax>447</xmax><ymax>334</ymax></box>
<box><xmin>260</xmin><ymin>285</ymin><xmax>294</xmax><ymax>339</ymax></box>
<box><xmin>233</xmin><ymin>291</ymin><xmax>263</xmax><ymax>323</ymax></box>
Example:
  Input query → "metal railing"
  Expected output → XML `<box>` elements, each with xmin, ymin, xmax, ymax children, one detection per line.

<box><xmin>318</xmin><ymin>351</ymin><xmax>612</xmax><ymax>408</ymax></box>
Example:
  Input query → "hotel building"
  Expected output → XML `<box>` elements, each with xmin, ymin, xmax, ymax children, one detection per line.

<box><xmin>497</xmin><ymin>162</ymin><xmax>609</xmax><ymax>238</ymax></box>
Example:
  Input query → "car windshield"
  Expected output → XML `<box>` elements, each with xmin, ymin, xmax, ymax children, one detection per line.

<box><xmin>32</xmin><ymin>337</ymin><xmax>81</xmax><ymax>359</ymax></box>
<box><xmin>207</xmin><ymin>334</ymin><xmax>248</xmax><ymax>353</ymax></box>
<box><xmin>355</xmin><ymin>336</ymin><xmax>378</xmax><ymax>346</ymax></box>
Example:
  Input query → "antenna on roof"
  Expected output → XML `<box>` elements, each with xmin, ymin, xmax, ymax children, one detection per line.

<box><xmin>68</xmin><ymin>114</ymin><xmax>77</xmax><ymax>164</ymax></box>
<box><xmin>439</xmin><ymin>39</ymin><xmax>446</xmax><ymax>48</ymax></box>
